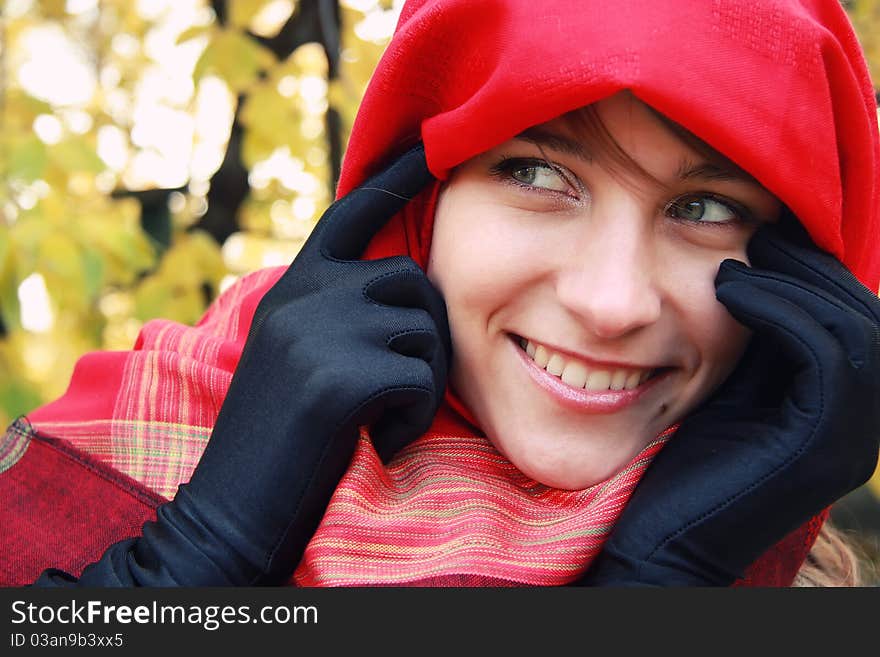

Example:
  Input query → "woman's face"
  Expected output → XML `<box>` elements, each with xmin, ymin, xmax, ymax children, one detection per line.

<box><xmin>426</xmin><ymin>92</ymin><xmax>781</xmax><ymax>489</ymax></box>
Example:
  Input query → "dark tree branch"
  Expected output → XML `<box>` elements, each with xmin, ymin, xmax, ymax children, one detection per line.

<box><xmin>188</xmin><ymin>0</ymin><xmax>342</xmax><ymax>246</ymax></box>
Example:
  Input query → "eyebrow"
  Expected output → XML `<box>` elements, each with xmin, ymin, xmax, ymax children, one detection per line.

<box><xmin>516</xmin><ymin>125</ymin><xmax>762</xmax><ymax>188</ymax></box>
<box><xmin>676</xmin><ymin>161</ymin><xmax>760</xmax><ymax>185</ymax></box>
<box><xmin>515</xmin><ymin>127</ymin><xmax>593</xmax><ymax>164</ymax></box>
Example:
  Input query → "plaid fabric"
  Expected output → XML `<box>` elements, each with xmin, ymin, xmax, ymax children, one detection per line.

<box><xmin>29</xmin><ymin>266</ymin><xmax>285</xmax><ymax>500</ymax></box>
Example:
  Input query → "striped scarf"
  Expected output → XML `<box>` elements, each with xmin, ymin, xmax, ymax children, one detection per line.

<box><xmin>294</xmin><ymin>428</ymin><xmax>670</xmax><ymax>586</ymax></box>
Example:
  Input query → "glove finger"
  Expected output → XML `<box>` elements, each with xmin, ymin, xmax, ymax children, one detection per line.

<box><xmin>316</xmin><ymin>144</ymin><xmax>433</xmax><ymax>261</ymax></box>
<box><xmin>381</xmin><ymin>306</ymin><xmax>449</xmax><ymax>408</ymax></box>
<box><xmin>364</xmin><ymin>259</ymin><xmax>451</xmax><ymax>357</ymax></box>
<box><xmin>718</xmin><ymin>259</ymin><xmax>876</xmax><ymax>369</ymax></box>
<box><xmin>387</xmin><ymin>328</ymin><xmax>449</xmax><ymax>397</ymax></box>
<box><xmin>745</xmin><ymin>220</ymin><xmax>880</xmax><ymax>324</ymax></box>
<box><xmin>353</xmin><ymin>357</ymin><xmax>441</xmax><ymax>463</ymax></box>
<box><xmin>716</xmin><ymin>278</ymin><xmax>867</xmax><ymax>434</ymax></box>
<box><xmin>364</xmin><ymin>256</ymin><xmax>445</xmax><ymax>312</ymax></box>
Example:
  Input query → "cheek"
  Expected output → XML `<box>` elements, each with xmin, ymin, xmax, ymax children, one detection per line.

<box><xmin>427</xmin><ymin>194</ymin><xmax>537</xmax><ymax>313</ymax></box>
<box><xmin>698</xmin><ymin>295</ymin><xmax>752</xmax><ymax>379</ymax></box>
<box><xmin>662</xmin><ymin>241</ymin><xmax>751</xmax><ymax>378</ymax></box>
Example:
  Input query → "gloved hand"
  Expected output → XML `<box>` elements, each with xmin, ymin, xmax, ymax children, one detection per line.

<box><xmin>35</xmin><ymin>143</ymin><xmax>450</xmax><ymax>587</ymax></box>
<box><xmin>578</xmin><ymin>218</ymin><xmax>880</xmax><ymax>586</ymax></box>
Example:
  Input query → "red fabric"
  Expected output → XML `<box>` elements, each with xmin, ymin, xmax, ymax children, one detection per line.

<box><xmin>3</xmin><ymin>0</ymin><xmax>876</xmax><ymax>587</ymax></box>
<box><xmin>0</xmin><ymin>419</ymin><xmax>164</xmax><ymax>586</ymax></box>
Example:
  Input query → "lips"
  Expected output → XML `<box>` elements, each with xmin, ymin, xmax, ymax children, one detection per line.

<box><xmin>519</xmin><ymin>337</ymin><xmax>653</xmax><ymax>392</ymax></box>
<box><xmin>510</xmin><ymin>334</ymin><xmax>668</xmax><ymax>412</ymax></box>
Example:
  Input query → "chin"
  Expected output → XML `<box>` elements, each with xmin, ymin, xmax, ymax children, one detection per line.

<box><xmin>525</xmin><ymin>467</ymin><xmax>610</xmax><ymax>491</ymax></box>
<box><xmin>487</xmin><ymin>429</ymin><xmax>637</xmax><ymax>491</ymax></box>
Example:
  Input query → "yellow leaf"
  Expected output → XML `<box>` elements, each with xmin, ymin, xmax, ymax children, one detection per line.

<box><xmin>133</xmin><ymin>231</ymin><xmax>227</xmax><ymax>324</ymax></box>
<box><xmin>49</xmin><ymin>137</ymin><xmax>106</xmax><ymax>175</ymax></box>
<box><xmin>37</xmin><ymin>233</ymin><xmax>91</xmax><ymax>312</ymax></box>
<box><xmin>3</xmin><ymin>90</ymin><xmax>53</xmax><ymax>132</ymax></box>
<box><xmin>176</xmin><ymin>24</ymin><xmax>213</xmax><ymax>45</ymax></box>
<box><xmin>75</xmin><ymin>205</ymin><xmax>156</xmax><ymax>286</ymax></box>
<box><xmin>9</xmin><ymin>217</ymin><xmax>50</xmax><ymax>272</ymax></box>
<box><xmin>182</xmin><ymin>230</ymin><xmax>229</xmax><ymax>284</ymax></box>
<box><xmin>240</xmin><ymin>82</ymin><xmax>304</xmax><ymax>155</ymax></box>
<box><xmin>240</xmin><ymin>129</ymin><xmax>283</xmax><ymax>170</ymax></box>
<box><xmin>39</xmin><ymin>0</ymin><xmax>68</xmax><ymax>19</ymax></box>
<box><xmin>229</xmin><ymin>0</ymin><xmax>273</xmax><ymax>30</ymax></box>
<box><xmin>193</xmin><ymin>28</ymin><xmax>277</xmax><ymax>93</ymax></box>
<box><xmin>240</xmin><ymin>195</ymin><xmax>274</xmax><ymax>233</ymax></box>
<box><xmin>289</xmin><ymin>42</ymin><xmax>329</xmax><ymax>77</ymax></box>
<box><xmin>0</xmin><ymin>227</ymin><xmax>22</xmax><ymax>330</ymax></box>
<box><xmin>0</xmin><ymin>351</ymin><xmax>43</xmax><ymax>426</ymax></box>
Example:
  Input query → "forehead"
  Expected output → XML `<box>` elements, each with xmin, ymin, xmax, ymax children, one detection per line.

<box><xmin>525</xmin><ymin>92</ymin><xmax>760</xmax><ymax>188</ymax></box>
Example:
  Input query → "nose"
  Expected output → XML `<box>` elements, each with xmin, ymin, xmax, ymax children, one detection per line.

<box><xmin>555</xmin><ymin>200</ymin><xmax>662</xmax><ymax>339</ymax></box>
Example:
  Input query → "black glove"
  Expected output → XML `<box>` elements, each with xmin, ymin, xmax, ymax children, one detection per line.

<box><xmin>35</xmin><ymin>143</ymin><xmax>450</xmax><ymax>586</ymax></box>
<box><xmin>578</xmin><ymin>218</ymin><xmax>880</xmax><ymax>586</ymax></box>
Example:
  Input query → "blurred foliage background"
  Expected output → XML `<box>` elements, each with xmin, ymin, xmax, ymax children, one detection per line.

<box><xmin>1</xmin><ymin>0</ymin><xmax>879</xmax><ymax>581</ymax></box>
<box><xmin>0</xmin><ymin>0</ymin><xmax>395</xmax><ymax>421</ymax></box>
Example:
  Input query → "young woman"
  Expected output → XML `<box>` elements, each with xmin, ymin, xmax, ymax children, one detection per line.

<box><xmin>3</xmin><ymin>0</ymin><xmax>879</xmax><ymax>587</ymax></box>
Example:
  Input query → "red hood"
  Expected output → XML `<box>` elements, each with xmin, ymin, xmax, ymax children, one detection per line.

<box><xmin>340</xmin><ymin>0</ymin><xmax>880</xmax><ymax>291</ymax></box>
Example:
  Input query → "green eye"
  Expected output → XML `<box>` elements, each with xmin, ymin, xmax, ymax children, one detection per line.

<box><xmin>667</xmin><ymin>195</ymin><xmax>739</xmax><ymax>224</ymax></box>
<box><xmin>511</xmin><ymin>163</ymin><xmax>569</xmax><ymax>192</ymax></box>
<box><xmin>491</xmin><ymin>157</ymin><xmax>574</xmax><ymax>194</ymax></box>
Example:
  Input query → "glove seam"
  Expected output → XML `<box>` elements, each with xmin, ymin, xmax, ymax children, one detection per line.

<box><xmin>762</xmin><ymin>237</ymin><xmax>879</xmax><ymax>322</ymax></box>
<box><xmin>733</xmin><ymin>265</ymin><xmax>863</xmax><ymax>322</ymax></box>
<box><xmin>362</xmin><ymin>266</ymin><xmax>426</xmax><ymax>307</ymax></box>
<box><xmin>645</xmin><ymin>307</ymin><xmax>825</xmax><ymax>564</ymax></box>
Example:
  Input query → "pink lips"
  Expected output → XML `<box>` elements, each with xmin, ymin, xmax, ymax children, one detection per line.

<box><xmin>511</xmin><ymin>337</ymin><xmax>665</xmax><ymax>413</ymax></box>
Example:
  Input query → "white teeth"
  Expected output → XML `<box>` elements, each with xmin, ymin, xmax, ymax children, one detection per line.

<box><xmin>585</xmin><ymin>370</ymin><xmax>612</xmax><ymax>391</ymax></box>
<box><xmin>521</xmin><ymin>338</ymin><xmax>655</xmax><ymax>392</ymax></box>
<box><xmin>560</xmin><ymin>361</ymin><xmax>588</xmax><ymax>388</ymax></box>
<box><xmin>610</xmin><ymin>370</ymin><xmax>628</xmax><ymax>390</ymax></box>
<box><xmin>546</xmin><ymin>354</ymin><xmax>566</xmax><ymax>376</ymax></box>
<box><xmin>533</xmin><ymin>345</ymin><xmax>550</xmax><ymax>368</ymax></box>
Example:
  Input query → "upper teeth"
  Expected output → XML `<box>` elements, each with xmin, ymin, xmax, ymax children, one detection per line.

<box><xmin>521</xmin><ymin>338</ymin><xmax>652</xmax><ymax>391</ymax></box>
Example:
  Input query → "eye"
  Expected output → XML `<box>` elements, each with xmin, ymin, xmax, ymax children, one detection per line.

<box><xmin>665</xmin><ymin>194</ymin><xmax>748</xmax><ymax>225</ymax></box>
<box><xmin>491</xmin><ymin>157</ymin><xmax>575</xmax><ymax>194</ymax></box>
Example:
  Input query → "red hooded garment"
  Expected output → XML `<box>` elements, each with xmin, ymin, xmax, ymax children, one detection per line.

<box><xmin>1</xmin><ymin>0</ymin><xmax>877</xmax><ymax>586</ymax></box>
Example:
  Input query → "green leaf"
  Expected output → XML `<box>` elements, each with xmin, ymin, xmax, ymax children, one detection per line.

<box><xmin>0</xmin><ymin>377</ymin><xmax>44</xmax><ymax>424</ymax></box>
<box><xmin>8</xmin><ymin>136</ymin><xmax>49</xmax><ymax>182</ymax></box>
<box><xmin>50</xmin><ymin>137</ymin><xmax>106</xmax><ymax>175</ymax></box>
<box><xmin>80</xmin><ymin>248</ymin><xmax>106</xmax><ymax>299</ymax></box>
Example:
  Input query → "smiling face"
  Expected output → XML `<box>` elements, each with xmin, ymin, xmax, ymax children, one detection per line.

<box><xmin>426</xmin><ymin>91</ymin><xmax>782</xmax><ymax>490</ymax></box>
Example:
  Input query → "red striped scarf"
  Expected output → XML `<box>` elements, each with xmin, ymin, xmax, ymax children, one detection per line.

<box><xmin>294</xmin><ymin>429</ymin><xmax>670</xmax><ymax>586</ymax></box>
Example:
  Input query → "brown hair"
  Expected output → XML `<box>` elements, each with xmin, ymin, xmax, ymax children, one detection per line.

<box><xmin>557</xmin><ymin>94</ymin><xmax>760</xmax><ymax>194</ymax></box>
<box><xmin>794</xmin><ymin>521</ymin><xmax>875</xmax><ymax>587</ymax></box>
